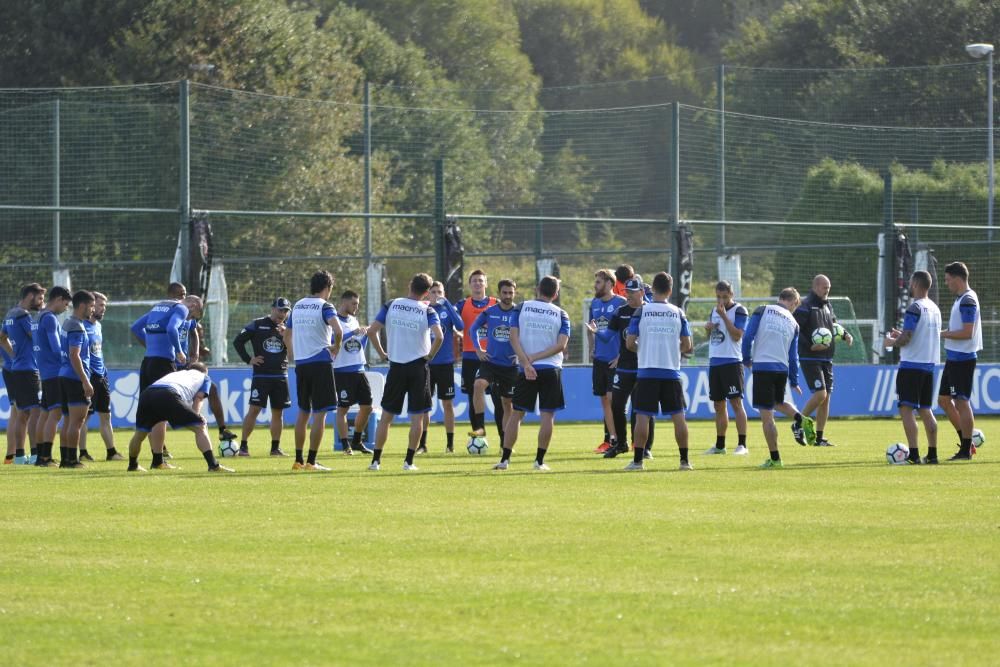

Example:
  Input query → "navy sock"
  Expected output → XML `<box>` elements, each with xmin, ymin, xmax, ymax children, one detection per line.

<box><xmin>535</xmin><ymin>448</ymin><xmax>546</xmax><ymax>465</ymax></box>
<box><xmin>405</xmin><ymin>448</ymin><xmax>416</xmax><ymax>465</ymax></box>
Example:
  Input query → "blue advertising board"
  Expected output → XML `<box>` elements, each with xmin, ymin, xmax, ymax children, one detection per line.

<box><xmin>1</xmin><ymin>364</ymin><xmax>998</xmax><ymax>430</ymax></box>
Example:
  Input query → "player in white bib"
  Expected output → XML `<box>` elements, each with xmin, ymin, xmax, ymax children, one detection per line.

<box><xmin>884</xmin><ymin>271</ymin><xmax>941</xmax><ymax>464</ymax></box>
<box><xmin>937</xmin><ymin>261</ymin><xmax>983</xmax><ymax>461</ymax></box>
<box><xmin>493</xmin><ymin>276</ymin><xmax>570</xmax><ymax>471</ymax></box>
<box><xmin>366</xmin><ymin>273</ymin><xmax>443</xmax><ymax>471</ymax></box>
<box><xmin>703</xmin><ymin>280</ymin><xmax>749</xmax><ymax>456</ymax></box>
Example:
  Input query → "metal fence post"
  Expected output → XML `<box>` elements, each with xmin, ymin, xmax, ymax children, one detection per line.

<box><xmin>882</xmin><ymin>170</ymin><xmax>896</xmax><ymax>363</ymax></box>
<box><xmin>717</xmin><ymin>63</ymin><xmax>726</xmax><ymax>252</ymax></box>
<box><xmin>52</xmin><ymin>99</ymin><xmax>60</xmax><ymax>274</ymax></box>
<box><xmin>363</xmin><ymin>81</ymin><xmax>373</xmax><ymax>311</ymax></box>
<box><xmin>434</xmin><ymin>159</ymin><xmax>445</xmax><ymax>281</ymax></box>
<box><xmin>670</xmin><ymin>101</ymin><xmax>681</xmax><ymax>288</ymax></box>
<box><xmin>179</xmin><ymin>79</ymin><xmax>191</xmax><ymax>287</ymax></box>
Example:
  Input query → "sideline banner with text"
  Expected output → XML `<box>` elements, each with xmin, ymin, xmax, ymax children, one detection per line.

<box><xmin>1</xmin><ymin>364</ymin><xmax>999</xmax><ymax>429</ymax></box>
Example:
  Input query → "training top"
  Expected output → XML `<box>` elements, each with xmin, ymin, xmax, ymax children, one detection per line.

<box><xmin>598</xmin><ymin>303</ymin><xmax>639</xmax><ymax>373</ymax></box>
<box><xmin>430</xmin><ymin>300</ymin><xmax>463</xmax><ymax>365</ymax></box>
<box><xmin>287</xmin><ymin>296</ymin><xmax>337</xmax><ymax>365</ymax></box>
<box><xmin>333</xmin><ymin>314</ymin><xmax>368</xmax><ymax>373</ymax></box>
<box><xmin>34</xmin><ymin>310</ymin><xmax>63</xmax><ymax>380</ymax></box>
<box><xmin>3</xmin><ymin>306</ymin><xmax>37</xmax><ymax>372</ymax></box>
<box><xmin>590</xmin><ymin>295</ymin><xmax>628</xmax><ymax>363</ymax></box>
<box><xmin>84</xmin><ymin>320</ymin><xmax>106</xmax><ymax>377</ymax></box>
<box><xmin>177</xmin><ymin>319</ymin><xmax>198</xmax><ymax>356</ymax></box>
<box><xmin>511</xmin><ymin>300</ymin><xmax>571</xmax><ymax>370</ymax></box>
<box><xmin>233</xmin><ymin>316</ymin><xmax>288</xmax><ymax>377</ymax></box>
<box><xmin>708</xmin><ymin>302</ymin><xmax>748</xmax><ymax>366</ymax></box>
<box><xmin>627</xmin><ymin>301</ymin><xmax>690</xmax><ymax>380</ymax></box>
<box><xmin>794</xmin><ymin>291</ymin><xmax>838</xmax><ymax>361</ymax></box>
<box><xmin>151</xmin><ymin>369</ymin><xmax>212</xmax><ymax>405</ymax></box>
<box><xmin>457</xmin><ymin>296</ymin><xmax>496</xmax><ymax>359</ymax></box>
<box><xmin>900</xmin><ymin>297</ymin><xmax>941</xmax><ymax>371</ymax></box>
<box><xmin>131</xmin><ymin>300</ymin><xmax>189</xmax><ymax>361</ymax></box>
<box><xmin>742</xmin><ymin>304</ymin><xmax>800</xmax><ymax>385</ymax></box>
<box><xmin>471</xmin><ymin>303</ymin><xmax>519</xmax><ymax>367</ymax></box>
<box><xmin>375</xmin><ymin>298</ymin><xmax>440</xmax><ymax>364</ymax></box>
<box><xmin>945</xmin><ymin>289</ymin><xmax>983</xmax><ymax>361</ymax></box>
<box><xmin>58</xmin><ymin>316</ymin><xmax>91</xmax><ymax>380</ymax></box>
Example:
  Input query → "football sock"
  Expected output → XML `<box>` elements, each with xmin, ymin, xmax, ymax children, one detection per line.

<box><xmin>202</xmin><ymin>450</ymin><xmax>217</xmax><ymax>467</ymax></box>
<box><xmin>340</xmin><ymin>438</ymin><xmax>350</xmax><ymax>450</ymax></box>
<box><xmin>909</xmin><ymin>447</ymin><xmax>920</xmax><ymax>459</ymax></box>
<box><xmin>295</xmin><ymin>449</ymin><xmax>304</xmax><ymax>464</ymax></box>
<box><xmin>405</xmin><ymin>448</ymin><xmax>416</xmax><ymax>465</ymax></box>
<box><xmin>535</xmin><ymin>448</ymin><xmax>547</xmax><ymax>465</ymax></box>
<box><xmin>471</xmin><ymin>412</ymin><xmax>485</xmax><ymax>432</ymax></box>
<box><xmin>271</xmin><ymin>440</ymin><xmax>281</xmax><ymax>451</ymax></box>
<box><xmin>715</xmin><ymin>436</ymin><xmax>725</xmax><ymax>449</ymax></box>
<box><xmin>105</xmin><ymin>447</ymin><xmax>118</xmax><ymax>458</ymax></box>
<box><xmin>351</xmin><ymin>431</ymin><xmax>362</xmax><ymax>447</ymax></box>
<box><xmin>79</xmin><ymin>448</ymin><xmax>90</xmax><ymax>459</ymax></box>
<box><xmin>30</xmin><ymin>446</ymin><xmax>37</xmax><ymax>456</ymax></box>
<box><xmin>679</xmin><ymin>447</ymin><xmax>688</xmax><ymax>463</ymax></box>
<box><xmin>738</xmin><ymin>434</ymin><xmax>747</xmax><ymax>446</ymax></box>
<box><xmin>501</xmin><ymin>447</ymin><xmax>512</xmax><ymax>463</ymax></box>
<box><xmin>927</xmin><ymin>446</ymin><xmax>937</xmax><ymax>459</ymax></box>
<box><xmin>956</xmin><ymin>428</ymin><xmax>962</xmax><ymax>441</ymax></box>
<box><xmin>307</xmin><ymin>449</ymin><xmax>318</xmax><ymax>465</ymax></box>
<box><xmin>128</xmin><ymin>457</ymin><xmax>138</xmax><ymax>470</ymax></box>
<box><xmin>151</xmin><ymin>452</ymin><xmax>163</xmax><ymax>467</ymax></box>
<box><xmin>372</xmin><ymin>449</ymin><xmax>383</xmax><ymax>464</ymax></box>
<box><xmin>60</xmin><ymin>446</ymin><xmax>68</xmax><ymax>462</ymax></box>
<box><xmin>770</xmin><ymin>449</ymin><xmax>781</xmax><ymax>461</ymax></box>
<box><xmin>816</xmin><ymin>431</ymin><xmax>824</xmax><ymax>442</ymax></box>
<box><xmin>960</xmin><ymin>438</ymin><xmax>972</xmax><ymax>455</ymax></box>
<box><xmin>419</xmin><ymin>430</ymin><xmax>428</xmax><ymax>447</ymax></box>
<box><xmin>15</xmin><ymin>448</ymin><xmax>24</xmax><ymax>457</ymax></box>
<box><xmin>633</xmin><ymin>447</ymin><xmax>644</xmax><ymax>464</ymax></box>
<box><xmin>239</xmin><ymin>440</ymin><xmax>248</xmax><ymax>451</ymax></box>
<box><xmin>446</xmin><ymin>433</ymin><xmax>454</xmax><ymax>448</ymax></box>
<box><xmin>604</xmin><ymin>429</ymin><xmax>611</xmax><ymax>444</ymax></box>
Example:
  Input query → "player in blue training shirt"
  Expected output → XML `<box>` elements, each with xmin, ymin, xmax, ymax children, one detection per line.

<box><xmin>57</xmin><ymin>291</ymin><xmax>96</xmax><ymax>468</ymax></box>
<box><xmin>32</xmin><ymin>286</ymin><xmax>71</xmax><ymax>467</ymax></box>
<box><xmin>1</xmin><ymin>283</ymin><xmax>46</xmax><ymax>465</ymax></box>
<box><xmin>471</xmin><ymin>279</ymin><xmax>519</xmax><ymax>447</ymax></box>
<box><xmin>79</xmin><ymin>291</ymin><xmax>122</xmax><ymax>461</ymax></box>
<box><xmin>421</xmin><ymin>281</ymin><xmax>464</xmax><ymax>453</ymax></box>
<box><xmin>131</xmin><ymin>282</ymin><xmax>189</xmax><ymax>388</ymax></box>
<box><xmin>587</xmin><ymin>268</ymin><xmax>627</xmax><ymax>454</ymax></box>
<box><xmin>938</xmin><ymin>261</ymin><xmax>983</xmax><ymax>461</ymax></box>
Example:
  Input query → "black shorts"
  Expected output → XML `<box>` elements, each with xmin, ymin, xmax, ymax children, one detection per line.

<box><xmin>752</xmin><ymin>370</ymin><xmax>788</xmax><ymax>410</ymax></box>
<box><xmin>381</xmin><ymin>359</ymin><xmax>431</xmax><ymax>415</ymax></box>
<box><xmin>592</xmin><ymin>360</ymin><xmax>614</xmax><ymax>396</ymax></box>
<box><xmin>249</xmin><ymin>376</ymin><xmax>291</xmax><ymax>409</ymax></box>
<box><xmin>140</xmin><ymin>356</ymin><xmax>176</xmax><ymax>392</ymax></box>
<box><xmin>480</xmin><ymin>361</ymin><xmax>517</xmax><ymax>399</ymax></box>
<box><xmin>135</xmin><ymin>386</ymin><xmax>205</xmax><ymax>431</ymax></box>
<box><xmin>512</xmin><ymin>367</ymin><xmax>565</xmax><ymax>413</ymax></box>
<box><xmin>801</xmin><ymin>361</ymin><xmax>834</xmax><ymax>393</ymax></box>
<box><xmin>897</xmin><ymin>368</ymin><xmax>935</xmax><ymax>409</ymax></box>
<box><xmin>295</xmin><ymin>362</ymin><xmax>337</xmax><ymax>412</ymax></box>
<box><xmin>709</xmin><ymin>363</ymin><xmax>745</xmax><ymax>401</ymax></box>
<box><xmin>460</xmin><ymin>357</ymin><xmax>481</xmax><ymax>395</ymax></box>
<box><xmin>939</xmin><ymin>358</ymin><xmax>976</xmax><ymax>400</ymax></box>
<box><xmin>6</xmin><ymin>369</ymin><xmax>40</xmax><ymax>409</ymax></box>
<box><xmin>2</xmin><ymin>369</ymin><xmax>12</xmax><ymax>407</ymax></box>
<box><xmin>334</xmin><ymin>372</ymin><xmax>372</xmax><ymax>408</ymax></box>
<box><xmin>611</xmin><ymin>369</ymin><xmax>638</xmax><ymax>397</ymax></box>
<box><xmin>89</xmin><ymin>373</ymin><xmax>111</xmax><ymax>414</ymax></box>
<box><xmin>633</xmin><ymin>377</ymin><xmax>685</xmax><ymax>416</ymax></box>
<box><xmin>429</xmin><ymin>364</ymin><xmax>456</xmax><ymax>400</ymax></box>
<box><xmin>41</xmin><ymin>377</ymin><xmax>62</xmax><ymax>411</ymax></box>
<box><xmin>59</xmin><ymin>377</ymin><xmax>91</xmax><ymax>413</ymax></box>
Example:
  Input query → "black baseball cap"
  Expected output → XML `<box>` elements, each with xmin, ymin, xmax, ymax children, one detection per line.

<box><xmin>624</xmin><ymin>278</ymin><xmax>643</xmax><ymax>292</ymax></box>
<box><xmin>272</xmin><ymin>297</ymin><xmax>291</xmax><ymax>310</ymax></box>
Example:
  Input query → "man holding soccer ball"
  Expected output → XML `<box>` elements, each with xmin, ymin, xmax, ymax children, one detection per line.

<box><xmin>793</xmin><ymin>274</ymin><xmax>852</xmax><ymax>447</ymax></box>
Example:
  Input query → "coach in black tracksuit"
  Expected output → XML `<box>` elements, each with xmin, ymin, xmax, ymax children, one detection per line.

<box><xmin>233</xmin><ymin>297</ymin><xmax>292</xmax><ymax>456</ymax></box>
<box><xmin>794</xmin><ymin>274</ymin><xmax>853</xmax><ymax>447</ymax></box>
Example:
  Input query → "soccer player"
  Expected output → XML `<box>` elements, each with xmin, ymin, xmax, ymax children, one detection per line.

<box><xmin>422</xmin><ymin>281</ymin><xmax>464</xmax><ymax>453</ymax></box>
<box><xmin>703</xmin><ymin>280</ymin><xmax>749</xmax><ymax>455</ymax></box>
<box><xmin>1</xmin><ymin>345</ymin><xmax>19</xmax><ymax>464</ymax></box>
<box><xmin>588</xmin><ymin>269</ymin><xmax>627</xmax><ymax>454</ymax></box>
<box><xmin>125</xmin><ymin>362</ymin><xmax>234</xmax><ymax>473</ymax></box>
<box><xmin>34</xmin><ymin>286</ymin><xmax>71</xmax><ymax>467</ymax></box>
<box><xmin>56</xmin><ymin>290</ymin><xmax>96</xmax><ymax>468</ymax></box>
<box><xmin>283</xmin><ymin>270</ymin><xmax>343</xmax><ymax>471</ymax></box>
<box><xmin>794</xmin><ymin>274</ymin><xmax>852</xmax><ymax>447</ymax></box>
<box><xmin>333</xmin><ymin>290</ymin><xmax>382</xmax><ymax>456</ymax></box>
<box><xmin>884</xmin><ymin>271</ymin><xmax>940</xmax><ymax>464</ymax></box>
<box><xmin>79</xmin><ymin>292</ymin><xmax>122</xmax><ymax>461</ymax></box>
<box><xmin>471</xmin><ymin>279</ymin><xmax>518</xmax><ymax>448</ymax></box>
<box><xmin>613</xmin><ymin>264</ymin><xmax>635</xmax><ymax>299</ymax></box>
<box><xmin>454</xmin><ymin>270</ymin><xmax>497</xmax><ymax>438</ymax></box>
<box><xmin>622</xmin><ymin>272</ymin><xmax>692</xmax><ymax>471</ymax></box>
<box><xmin>1</xmin><ymin>283</ymin><xmax>46</xmax><ymax>465</ymax></box>
<box><xmin>590</xmin><ymin>277</ymin><xmax>655</xmax><ymax>459</ymax></box>
<box><xmin>938</xmin><ymin>261</ymin><xmax>982</xmax><ymax>461</ymax></box>
<box><xmin>366</xmin><ymin>273</ymin><xmax>442</xmax><ymax>471</ymax></box>
<box><xmin>493</xmin><ymin>275</ymin><xmax>570</xmax><ymax>472</ymax></box>
<box><xmin>233</xmin><ymin>297</ymin><xmax>292</xmax><ymax>457</ymax></box>
<box><xmin>742</xmin><ymin>288</ymin><xmax>805</xmax><ymax>469</ymax></box>
<box><xmin>131</xmin><ymin>281</ymin><xmax>189</xmax><ymax>391</ymax></box>
<box><xmin>181</xmin><ymin>297</ymin><xmax>239</xmax><ymax>445</ymax></box>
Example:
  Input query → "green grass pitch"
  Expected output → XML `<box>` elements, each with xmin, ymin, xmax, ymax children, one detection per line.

<box><xmin>3</xmin><ymin>418</ymin><xmax>999</xmax><ymax>665</ymax></box>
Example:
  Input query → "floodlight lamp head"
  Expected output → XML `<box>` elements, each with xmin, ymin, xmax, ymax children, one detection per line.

<box><xmin>966</xmin><ymin>43</ymin><xmax>995</xmax><ymax>58</ymax></box>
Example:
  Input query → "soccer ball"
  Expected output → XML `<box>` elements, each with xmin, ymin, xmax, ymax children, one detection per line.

<box><xmin>466</xmin><ymin>436</ymin><xmax>489</xmax><ymax>455</ymax></box>
<box><xmin>832</xmin><ymin>322</ymin><xmax>846</xmax><ymax>340</ymax></box>
<box><xmin>886</xmin><ymin>442</ymin><xmax>910</xmax><ymax>465</ymax></box>
<box><xmin>219</xmin><ymin>440</ymin><xmax>240</xmax><ymax>458</ymax></box>
<box><xmin>971</xmin><ymin>429</ymin><xmax>986</xmax><ymax>448</ymax></box>
<box><xmin>811</xmin><ymin>327</ymin><xmax>833</xmax><ymax>346</ymax></box>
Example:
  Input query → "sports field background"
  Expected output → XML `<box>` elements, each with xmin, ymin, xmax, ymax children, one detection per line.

<box><xmin>3</xmin><ymin>418</ymin><xmax>998</xmax><ymax>665</ymax></box>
